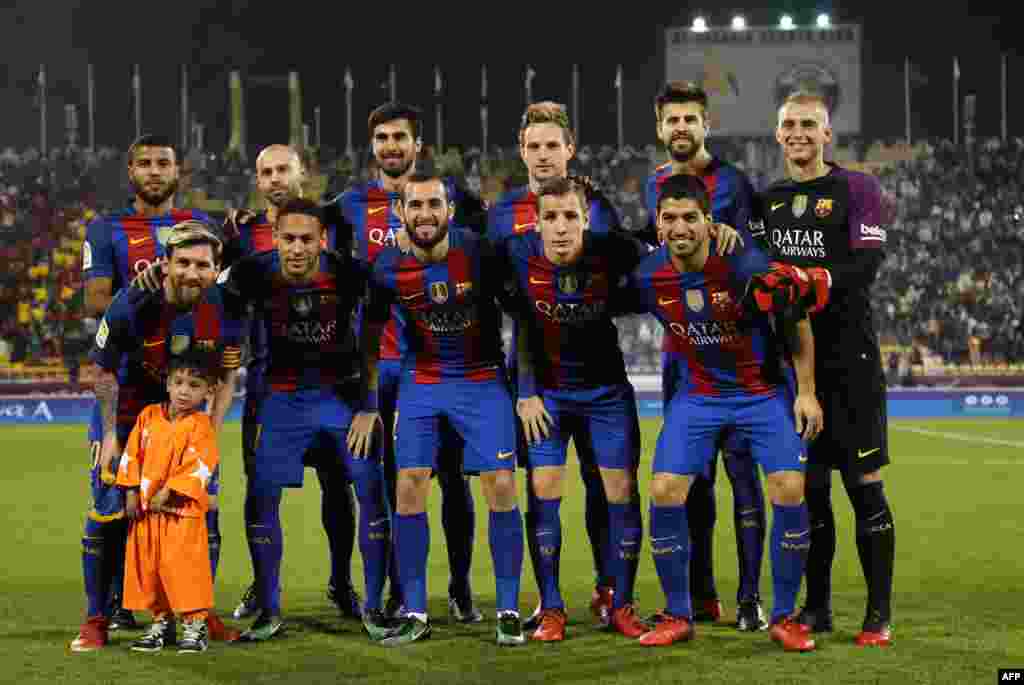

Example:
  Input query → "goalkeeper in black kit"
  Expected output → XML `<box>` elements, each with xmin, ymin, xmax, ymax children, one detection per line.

<box><xmin>750</xmin><ymin>91</ymin><xmax>894</xmax><ymax>647</ymax></box>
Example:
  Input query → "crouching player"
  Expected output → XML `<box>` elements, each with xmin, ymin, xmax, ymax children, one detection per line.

<box><xmin>624</xmin><ymin>175</ymin><xmax>822</xmax><ymax>651</ymax></box>
<box><xmin>117</xmin><ymin>354</ymin><xmax>223</xmax><ymax>653</ymax></box>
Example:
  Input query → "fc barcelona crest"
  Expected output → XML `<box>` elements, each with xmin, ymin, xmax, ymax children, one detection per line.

<box><xmin>170</xmin><ymin>334</ymin><xmax>191</xmax><ymax>355</ymax></box>
<box><xmin>791</xmin><ymin>194</ymin><xmax>808</xmax><ymax>218</ymax></box>
<box><xmin>558</xmin><ymin>272</ymin><xmax>579</xmax><ymax>294</ymax></box>
<box><xmin>430</xmin><ymin>282</ymin><xmax>449</xmax><ymax>304</ymax></box>
<box><xmin>815</xmin><ymin>198</ymin><xmax>833</xmax><ymax>218</ymax></box>
<box><xmin>686</xmin><ymin>289</ymin><xmax>704</xmax><ymax>312</ymax></box>
<box><xmin>293</xmin><ymin>295</ymin><xmax>313</xmax><ymax>316</ymax></box>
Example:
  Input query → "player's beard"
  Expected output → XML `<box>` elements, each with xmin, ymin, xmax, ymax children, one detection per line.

<box><xmin>407</xmin><ymin>220</ymin><xmax>448</xmax><ymax>251</ymax></box>
<box><xmin>266</xmin><ymin>185</ymin><xmax>299</xmax><ymax>208</ymax></box>
<box><xmin>667</xmin><ymin>135</ymin><xmax>699</xmax><ymax>163</ymax></box>
<box><xmin>166</xmin><ymin>275</ymin><xmax>203</xmax><ymax>310</ymax></box>
<box><xmin>378</xmin><ymin>153</ymin><xmax>414</xmax><ymax>179</ymax></box>
<box><xmin>282</xmin><ymin>251</ymin><xmax>318</xmax><ymax>283</ymax></box>
<box><xmin>131</xmin><ymin>176</ymin><xmax>178</xmax><ymax>208</ymax></box>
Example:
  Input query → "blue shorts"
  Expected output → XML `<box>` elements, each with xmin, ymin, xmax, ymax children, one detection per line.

<box><xmin>395</xmin><ymin>377</ymin><xmax>517</xmax><ymax>474</ymax></box>
<box><xmin>653</xmin><ymin>391</ymin><xmax>806</xmax><ymax>476</ymax></box>
<box><xmin>526</xmin><ymin>383</ymin><xmax>639</xmax><ymax>471</ymax></box>
<box><xmin>252</xmin><ymin>385</ymin><xmax>381</xmax><ymax>493</ymax></box>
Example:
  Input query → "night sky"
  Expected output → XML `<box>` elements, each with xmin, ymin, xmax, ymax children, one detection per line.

<box><xmin>0</xmin><ymin>1</ymin><xmax>1016</xmax><ymax>153</ymax></box>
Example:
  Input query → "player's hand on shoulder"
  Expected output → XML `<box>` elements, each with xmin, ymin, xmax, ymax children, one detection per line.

<box><xmin>347</xmin><ymin>411</ymin><xmax>382</xmax><ymax>459</ymax></box>
<box><xmin>710</xmin><ymin>223</ymin><xmax>744</xmax><ymax>255</ymax></box>
<box><xmin>516</xmin><ymin>395</ymin><xmax>553</xmax><ymax>446</ymax></box>
<box><xmin>131</xmin><ymin>258</ymin><xmax>166</xmax><ymax>293</ymax></box>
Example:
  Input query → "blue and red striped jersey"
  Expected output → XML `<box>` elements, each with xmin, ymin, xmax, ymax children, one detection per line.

<box><xmin>89</xmin><ymin>285</ymin><xmax>244</xmax><ymax>427</ymax></box>
<box><xmin>331</xmin><ymin>177</ymin><xmax>486</xmax><ymax>361</ymax></box>
<box><xmin>504</xmin><ymin>230</ymin><xmax>645</xmax><ymax>391</ymax></box>
<box><xmin>487</xmin><ymin>184</ymin><xmax>621</xmax><ymax>244</ymax></box>
<box><xmin>83</xmin><ymin>206</ymin><xmax>213</xmax><ymax>294</ymax></box>
<box><xmin>645</xmin><ymin>158</ymin><xmax>755</xmax><ymax>235</ymax></box>
<box><xmin>222</xmin><ymin>250</ymin><xmax>367</xmax><ymax>392</ymax></box>
<box><xmin>368</xmin><ymin>227</ymin><xmax>507</xmax><ymax>384</ymax></box>
<box><xmin>626</xmin><ymin>244</ymin><xmax>783</xmax><ymax>397</ymax></box>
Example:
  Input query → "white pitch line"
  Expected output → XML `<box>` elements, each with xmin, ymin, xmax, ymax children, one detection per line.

<box><xmin>892</xmin><ymin>425</ymin><xmax>1024</xmax><ymax>449</ymax></box>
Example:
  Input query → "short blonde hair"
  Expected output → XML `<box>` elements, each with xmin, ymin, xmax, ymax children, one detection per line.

<box><xmin>778</xmin><ymin>91</ymin><xmax>831</xmax><ymax>125</ymax></box>
<box><xmin>518</xmin><ymin>101</ymin><xmax>575</xmax><ymax>147</ymax></box>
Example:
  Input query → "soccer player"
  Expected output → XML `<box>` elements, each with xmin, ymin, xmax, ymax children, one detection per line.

<box><xmin>71</xmin><ymin>222</ymin><xmax>241</xmax><ymax>652</ymax></box>
<box><xmin>225</xmin><ymin>144</ymin><xmax>363</xmax><ymax>621</ymax></box>
<box><xmin>646</xmin><ymin>82</ymin><xmax>769</xmax><ymax>629</ymax></box>
<box><xmin>759</xmin><ymin>91</ymin><xmax>895</xmax><ymax>647</ymax></box>
<box><xmin>77</xmin><ymin>134</ymin><xmax>212</xmax><ymax>637</ymax></box>
<box><xmin>220</xmin><ymin>198</ymin><xmax>389</xmax><ymax>643</ymax></box>
<box><xmin>328</xmin><ymin>103</ymin><xmax>486</xmax><ymax>622</ymax></box>
<box><xmin>117</xmin><ymin>354</ymin><xmax>223</xmax><ymax>654</ymax></box>
<box><xmin>507</xmin><ymin>177</ymin><xmax>649</xmax><ymax>641</ymax></box>
<box><xmin>624</xmin><ymin>174</ymin><xmax>820</xmax><ymax>651</ymax></box>
<box><xmin>365</xmin><ymin>173</ymin><xmax>525</xmax><ymax>646</ymax></box>
<box><xmin>487</xmin><ymin>101</ymin><xmax>626</xmax><ymax>626</ymax></box>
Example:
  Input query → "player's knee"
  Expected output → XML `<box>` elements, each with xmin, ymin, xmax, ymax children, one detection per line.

<box><xmin>650</xmin><ymin>473</ymin><xmax>690</xmax><ymax>507</ymax></box>
<box><xmin>395</xmin><ymin>469</ymin><xmax>431</xmax><ymax>515</ymax></box>
<box><xmin>857</xmin><ymin>469</ymin><xmax>883</xmax><ymax>486</ymax></box>
<box><xmin>599</xmin><ymin>467</ymin><xmax>633</xmax><ymax>504</ymax></box>
<box><xmin>765</xmin><ymin>471</ymin><xmax>805</xmax><ymax>506</ymax></box>
<box><xmin>530</xmin><ymin>466</ymin><xmax>564</xmax><ymax>500</ymax></box>
<box><xmin>481</xmin><ymin>469</ymin><xmax>518</xmax><ymax>511</ymax></box>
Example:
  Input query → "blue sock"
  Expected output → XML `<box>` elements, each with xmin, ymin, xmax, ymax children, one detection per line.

<box><xmin>318</xmin><ymin>468</ymin><xmax>355</xmax><ymax>592</ymax></box>
<box><xmin>609</xmin><ymin>501</ymin><xmax>642</xmax><ymax>608</ymax></box>
<box><xmin>103</xmin><ymin>520</ymin><xmax>128</xmax><ymax>616</ymax></box>
<box><xmin>532</xmin><ymin>498</ymin><xmax>564</xmax><ymax>610</ymax></box>
<box><xmin>439</xmin><ymin>467</ymin><xmax>475</xmax><ymax>598</ymax></box>
<box><xmin>725</xmin><ymin>455</ymin><xmax>766</xmax><ymax>602</ymax></box>
<box><xmin>489</xmin><ymin>508</ymin><xmax>524</xmax><ymax>613</ymax></box>
<box><xmin>394</xmin><ymin>512</ymin><xmax>430</xmax><ymax>614</ymax></box>
<box><xmin>82</xmin><ymin>518</ymin><xmax>108</xmax><ymax>618</ymax></box>
<box><xmin>770</xmin><ymin>503</ymin><xmax>810</xmax><ymax>623</ymax></box>
<box><xmin>247</xmin><ymin>488</ymin><xmax>283</xmax><ymax>615</ymax></box>
<box><xmin>206</xmin><ymin>510</ymin><xmax>221</xmax><ymax>583</ymax></box>
<box><xmin>353</xmin><ymin>471</ymin><xmax>390</xmax><ymax>611</ymax></box>
<box><xmin>651</xmin><ymin>504</ymin><xmax>691</xmax><ymax>619</ymax></box>
<box><xmin>686</xmin><ymin>475</ymin><xmax>717</xmax><ymax>600</ymax></box>
<box><xmin>581</xmin><ymin>461</ymin><xmax>612</xmax><ymax>587</ymax></box>
<box><xmin>524</xmin><ymin>482</ymin><xmax>545</xmax><ymax>603</ymax></box>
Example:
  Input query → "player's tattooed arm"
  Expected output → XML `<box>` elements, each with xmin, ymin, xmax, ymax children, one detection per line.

<box><xmin>790</xmin><ymin>317</ymin><xmax>823</xmax><ymax>441</ymax></box>
<box><xmin>94</xmin><ymin>369</ymin><xmax>121</xmax><ymax>483</ymax></box>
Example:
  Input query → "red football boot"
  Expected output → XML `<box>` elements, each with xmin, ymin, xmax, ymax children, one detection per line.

<box><xmin>693</xmin><ymin>598</ymin><xmax>723</xmax><ymax>623</ymax></box>
<box><xmin>769</xmin><ymin>618</ymin><xmax>816</xmax><ymax>652</ymax></box>
<box><xmin>590</xmin><ymin>586</ymin><xmax>614</xmax><ymax>628</ymax></box>
<box><xmin>855</xmin><ymin>626</ymin><xmax>892</xmax><ymax>647</ymax></box>
<box><xmin>610</xmin><ymin>605</ymin><xmax>648</xmax><ymax>638</ymax></box>
<box><xmin>530</xmin><ymin>608</ymin><xmax>567</xmax><ymax>642</ymax></box>
<box><xmin>638</xmin><ymin>615</ymin><xmax>693</xmax><ymax>647</ymax></box>
<box><xmin>206</xmin><ymin>612</ymin><xmax>241</xmax><ymax>642</ymax></box>
<box><xmin>70</xmin><ymin>615</ymin><xmax>109</xmax><ymax>652</ymax></box>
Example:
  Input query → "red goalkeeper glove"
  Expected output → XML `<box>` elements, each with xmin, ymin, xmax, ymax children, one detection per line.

<box><xmin>743</xmin><ymin>263</ymin><xmax>831</xmax><ymax>318</ymax></box>
<box><xmin>775</xmin><ymin>263</ymin><xmax>831</xmax><ymax>315</ymax></box>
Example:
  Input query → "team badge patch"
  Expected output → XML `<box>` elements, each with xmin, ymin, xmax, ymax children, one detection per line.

<box><xmin>710</xmin><ymin>290</ymin><xmax>733</xmax><ymax>313</ymax></box>
<box><xmin>195</xmin><ymin>338</ymin><xmax>216</xmax><ymax>351</ymax></box>
<box><xmin>430</xmin><ymin>282</ymin><xmax>449</xmax><ymax>304</ymax></box>
<box><xmin>792</xmin><ymin>194</ymin><xmax>808</xmax><ymax>218</ymax></box>
<box><xmin>815</xmin><ymin>198</ymin><xmax>833</xmax><ymax>218</ymax></box>
<box><xmin>557</xmin><ymin>272</ymin><xmax>579</xmax><ymax>294</ymax></box>
<box><xmin>170</xmin><ymin>335</ymin><xmax>191</xmax><ymax>355</ymax></box>
<box><xmin>686</xmin><ymin>289</ymin><xmax>705</xmax><ymax>312</ymax></box>
<box><xmin>293</xmin><ymin>295</ymin><xmax>313</xmax><ymax>316</ymax></box>
<box><xmin>82</xmin><ymin>241</ymin><xmax>93</xmax><ymax>270</ymax></box>
<box><xmin>455</xmin><ymin>281</ymin><xmax>473</xmax><ymax>297</ymax></box>
<box><xmin>95</xmin><ymin>318</ymin><xmax>109</xmax><ymax>348</ymax></box>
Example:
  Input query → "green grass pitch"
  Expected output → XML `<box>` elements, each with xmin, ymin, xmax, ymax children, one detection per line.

<box><xmin>3</xmin><ymin>418</ymin><xmax>1023</xmax><ymax>684</ymax></box>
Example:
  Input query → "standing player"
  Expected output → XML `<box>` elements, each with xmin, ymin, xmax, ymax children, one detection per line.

<box><xmin>646</xmin><ymin>82</ymin><xmax>768</xmax><ymax>629</ymax></box>
<box><xmin>71</xmin><ymin>222</ymin><xmax>241</xmax><ymax>651</ymax></box>
<box><xmin>487</xmin><ymin>101</ymin><xmax>628</xmax><ymax>626</ymax></box>
<box><xmin>759</xmin><ymin>92</ymin><xmax>894</xmax><ymax>647</ymax></box>
<box><xmin>624</xmin><ymin>175</ymin><xmax>819</xmax><ymax>651</ymax></box>
<box><xmin>225</xmin><ymin>144</ymin><xmax>363</xmax><ymax>621</ymax></box>
<box><xmin>328</xmin><ymin>103</ymin><xmax>486</xmax><ymax>621</ymax></box>
<box><xmin>221</xmin><ymin>199</ymin><xmax>389</xmax><ymax>643</ymax></box>
<box><xmin>79</xmin><ymin>134</ymin><xmax>213</xmax><ymax>634</ymax></box>
<box><xmin>365</xmin><ymin>173</ymin><xmax>525</xmax><ymax>646</ymax></box>
<box><xmin>507</xmin><ymin>178</ymin><xmax>648</xmax><ymax>641</ymax></box>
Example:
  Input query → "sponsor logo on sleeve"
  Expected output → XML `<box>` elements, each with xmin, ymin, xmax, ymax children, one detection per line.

<box><xmin>859</xmin><ymin>224</ymin><xmax>887</xmax><ymax>242</ymax></box>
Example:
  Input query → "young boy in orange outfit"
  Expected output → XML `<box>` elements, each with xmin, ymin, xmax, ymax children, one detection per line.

<box><xmin>116</xmin><ymin>354</ymin><xmax>221</xmax><ymax>653</ymax></box>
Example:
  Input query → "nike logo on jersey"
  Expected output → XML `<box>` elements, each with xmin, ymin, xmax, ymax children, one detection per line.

<box><xmin>143</xmin><ymin>339</ymin><xmax>163</xmax><ymax>347</ymax></box>
<box><xmin>858</xmin><ymin>447</ymin><xmax>880</xmax><ymax>459</ymax></box>
<box><xmin>367</xmin><ymin>206</ymin><xmax>388</xmax><ymax>215</ymax></box>
<box><xmin>658</xmin><ymin>297</ymin><xmax>679</xmax><ymax>306</ymax></box>
<box><xmin>129</xmin><ymin>236</ymin><xmax>151</xmax><ymax>246</ymax></box>
<box><xmin>784</xmin><ymin>529</ymin><xmax>809</xmax><ymax>539</ymax></box>
<box><xmin>798</xmin><ymin>454</ymin><xmax>808</xmax><ymax>463</ymax></box>
<box><xmin>771</xmin><ymin>202</ymin><xmax>785</xmax><ymax>212</ymax></box>
<box><xmin>513</xmin><ymin>222</ymin><xmax>535</xmax><ymax>232</ymax></box>
<box><xmin>497</xmin><ymin>451</ymin><xmax>514</xmax><ymax>460</ymax></box>
<box><xmin>529</xmin><ymin>277</ymin><xmax>551</xmax><ymax>285</ymax></box>
<box><xmin>398</xmin><ymin>293</ymin><xmax>421</xmax><ymax>301</ymax></box>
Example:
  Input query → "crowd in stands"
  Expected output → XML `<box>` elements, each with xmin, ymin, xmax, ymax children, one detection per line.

<box><xmin>1</xmin><ymin>135</ymin><xmax>1021</xmax><ymax>385</ymax></box>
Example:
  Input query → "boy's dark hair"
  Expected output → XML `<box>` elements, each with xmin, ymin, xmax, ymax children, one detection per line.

<box><xmin>167</xmin><ymin>351</ymin><xmax>221</xmax><ymax>385</ymax></box>
<box><xmin>368</xmin><ymin>102</ymin><xmax>422</xmax><ymax>141</ymax></box>
<box><xmin>128</xmin><ymin>134</ymin><xmax>178</xmax><ymax>163</ymax></box>
<box><xmin>656</xmin><ymin>174</ymin><xmax>711</xmax><ymax>216</ymax></box>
